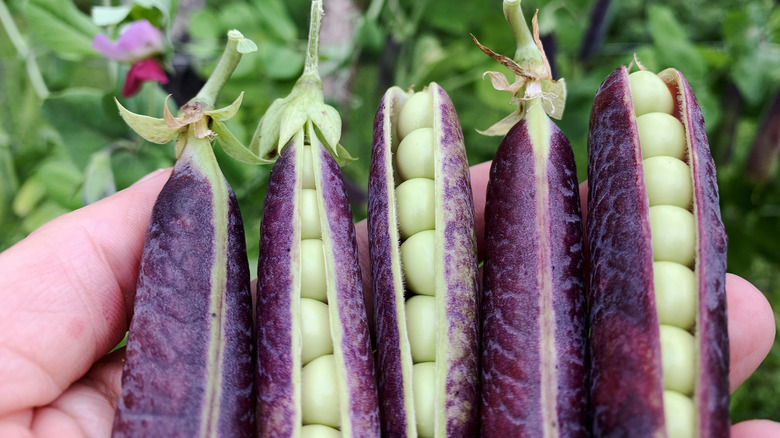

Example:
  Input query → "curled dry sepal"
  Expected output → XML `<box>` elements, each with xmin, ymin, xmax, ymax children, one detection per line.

<box><xmin>93</xmin><ymin>19</ymin><xmax>169</xmax><ymax>97</ymax></box>
<box><xmin>472</xmin><ymin>10</ymin><xmax>566</xmax><ymax>136</ymax></box>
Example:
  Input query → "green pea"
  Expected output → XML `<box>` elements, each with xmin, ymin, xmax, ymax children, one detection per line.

<box><xmin>406</xmin><ymin>295</ymin><xmax>436</xmax><ymax>363</ymax></box>
<box><xmin>653</xmin><ymin>262</ymin><xmax>697</xmax><ymax>330</ymax></box>
<box><xmin>302</xmin><ymin>145</ymin><xmax>315</xmax><ymax>190</ymax></box>
<box><xmin>663</xmin><ymin>390</ymin><xmax>695</xmax><ymax>438</ymax></box>
<box><xmin>301</xmin><ymin>239</ymin><xmax>328</xmax><ymax>302</ymax></box>
<box><xmin>301</xmin><ymin>354</ymin><xmax>341</xmax><ymax>428</ymax></box>
<box><xmin>412</xmin><ymin>362</ymin><xmax>436</xmax><ymax>438</ymax></box>
<box><xmin>301</xmin><ymin>189</ymin><xmax>322</xmax><ymax>239</ymax></box>
<box><xmin>659</xmin><ymin>325</ymin><xmax>696</xmax><ymax>395</ymax></box>
<box><xmin>628</xmin><ymin>71</ymin><xmax>674</xmax><ymax>117</ymax></box>
<box><xmin>396</xmin><ymin>127</ymin><xmax>435</xmax><ymax>181</ymax></box>
<box><xmin>400</xmin><ymin>230</ymin><xmax>436</xmax><ymax>296</ymax></box>
<box><xmin>637</xmin><ymin>112</ymin><xmax>687</xmax><ymax>160</ymax></box>
<box><xmin>301</xmin><ymin>425</ymin><xmax>341</xmax><ymax>438</ymax></box>
<box><xmin>649</xmin><ymin>205</ymin><xmax>696</xmax><ymax>266</ymax></box>
<box><xmin>397</xmin><ymin>91</ymin><xmax>434</xmax><ymax>140</ymax></box>
<box><xmin>301</xmin><ymin>298</ymin><xmax>333</xmax><ymax>365</ymax></box>
<box><xmin>643</xmin><ymin>156</ymin><xmax>692</xmax><ymax>209</ymax></box>
<box><xmin>396</xmin><ymin>178</ymin><xmax>436</xmax><ymax>241</ymax></box>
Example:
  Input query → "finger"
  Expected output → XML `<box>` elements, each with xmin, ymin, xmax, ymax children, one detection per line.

<box><xmin>0</xmin><ymin>169</ymin><xmax>171</xmax><ymax>415</ymax></box>
<box><xmin>732</xmin><ymin>419</ymin><xmax>780</xmax><ymax>437</ymax></box>
<box><xmin>726</xmin><ymin>273</ymin><xmax>775</xmax><ymax>392</ymax></box>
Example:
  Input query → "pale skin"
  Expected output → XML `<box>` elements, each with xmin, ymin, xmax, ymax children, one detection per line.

<box><xmin>0</xmin><ymin>163</ymin><xmax>776</xmax><ymax>437</ymax></box>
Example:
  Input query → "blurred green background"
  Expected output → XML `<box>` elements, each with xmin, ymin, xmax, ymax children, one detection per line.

<box><xmin>1</xmin><ymin>0</ymin><xmax>778</xmax><ymax>424</ymax></box>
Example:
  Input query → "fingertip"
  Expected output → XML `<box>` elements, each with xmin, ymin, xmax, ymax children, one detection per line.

<box><xmin>727</xmin><ymin>273</ymin><xmax>776</xmax><ymax>393</ymax></box>
<box><xmin>732</xmin><ymin>419</ymin><xmax>780</xmax><ymax>437</ymax></box>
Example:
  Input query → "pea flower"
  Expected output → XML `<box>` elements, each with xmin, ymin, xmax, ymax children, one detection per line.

<box><xmin>93</xmin><ymin>20</ymin><xmax>169</xmax><ymax>97</ymax></box>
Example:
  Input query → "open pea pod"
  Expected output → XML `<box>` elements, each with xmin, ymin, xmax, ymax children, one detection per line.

<box><xmin>474</xmin><ymin>2</ymin><xmax>587</xmax><ymax>436</ymax></box>
<box><xmin>586</xmin><ymin>64</ymin><xmax>728</xmax><ymax>437</ymax></box>
<box><xmin>112</xmin><ymin>30</ymin><xmax>256</xmax><ymax>437</ymax></box>
<box><xmin>368</xmin><ymin>82</ymin><xmax>480</xmax><ymax>437</ymax></box>
<box><xmin>254</xmin><ymin>1</ymin><xmax>379</xmax><ymax>436</ymax></box>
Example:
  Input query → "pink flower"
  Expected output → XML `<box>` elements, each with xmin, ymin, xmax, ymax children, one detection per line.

<box><xmin>93</xmin><ymin>20</ymin><xmax>168</xmax><ymax>97</ymax></box>
<box><xmin>92</xmin><ymin>20</ymin><xmax>166</xmax><ymax>63</ymax></box>
<box><xmin>122</xmin><ymin>58</ymin><xmax>169</xmax><ymax>97</ymax></box>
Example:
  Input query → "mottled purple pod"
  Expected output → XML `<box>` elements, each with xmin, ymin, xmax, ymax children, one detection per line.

<box><xmin>368</xmin><ymin>83</ymin><xmax>480</xmax><ymax>437</ymax></box>
<box><xmin>112</xmin><ymin>136</ymin><xmax>255</xmax><ymax>437</ymax></box>
<box><xmin>480</xmin><ymin>101</ymin><xmax>588</xmax><ymax>437</ymax></box>
<box><xmin>256</xmin><ymin>129</ymin><xmax>380</xmax><ymax>437</ymax></box>
<box><xmin>587</xmin><ymin>65</ymin><xmax>728</xmax><ymax>437</ymax></box>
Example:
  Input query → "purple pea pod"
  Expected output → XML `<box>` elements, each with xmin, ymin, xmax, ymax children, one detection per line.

<box><xmin>253</xmin><ymin>1</ymin><xmax>379</xmax><ymax>436</ymax></box>
<box><xmin>587</xmin><ymin>64</ymin><xmax>728</xmax><ymax>437</ymax></box>
<box><xmin>368</xmin><ymin>82</ymin><xmax>480</xmax><ymax>437</ymax></box>
<box><xmin>112</xmin><ymin>31</ymin><xmax>258</xmax><ymax>437</ymax></box>
<box><xmin>474</xmin><ymin>2</ymin><xmax>588</xmax><ymax>436</ymax></box>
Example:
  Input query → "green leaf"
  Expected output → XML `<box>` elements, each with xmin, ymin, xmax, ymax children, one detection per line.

<box><xmin>259</xmin><ymin>43</ymin><xmax>305</xmax><ymax>80</ymax></box>
<box><xmin>41</xmin><ymin>89</ymin><xmax>128</xmax><ymax>168</ymax></box>
<box><xmin>255</xmin><ymin>0</ymin><xmax>298</xmax><ymax>42</ymax></box>
<box><xmin>128</xmin><ymin>0</ymin><xmax>169</xmax><ymax>28</ymax></box>
<box><xmin>82</xmin><ymin>150</ymin><xmax>116</xmax><ymax>204</ymax></box>
<box><xmin>647</xmin><ymin>4</ymin><xmax>705</xmax><ymax>78</ymax></box>
<box><xmin>24</xmin><ymin>0</ymin><xmax>100</xmax><ymax>59</ymax></box>
<box><xmin>237</xmin><ymin>38</ymin><xmax>258</xmax><ymax>54</ymax></box>
<box><xmin>91</xmin><ymin>6</ymin><xmax>132</xmax><ymax>27</ymax></box>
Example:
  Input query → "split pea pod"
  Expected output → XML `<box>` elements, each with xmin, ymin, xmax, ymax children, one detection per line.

<box><xmin>587</xmin><ymin>65</ymin><xmax>729</xmax><ymax>437</ymax></box>
<box><xmin>474</xmin><ymin>2</ymin><xmax>588</xmax><ymax>435</ymax></box>
<box><xmin>254</xmin><ymin>1</ymin><xmax>379</xmax><ymax>436</ymax></box>
<box><xmin>112</xmin><ymin>31</ymin><xmax>256</xmax><ymax>437</ymax></box>
<box><xmin>368</xmin><ymin>83</ymin><xmax>480</xmax><ymax>437</ymax></box>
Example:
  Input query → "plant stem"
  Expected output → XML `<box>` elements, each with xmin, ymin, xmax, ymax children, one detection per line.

<box><xmin>194</xmin><ymin>30</ymin><xmax>246</xmax><ymax>108</ymax></box>
<box><xmin>303</xmin><ymin>0</ymin><xmax>324</xmax><ymax>77</ymax></box>
<box><xmin>503</xmin><ymin>0</ymin><xmax>543</xmax><ymax>70</ymax></box>
<box><xmin>0</xmin><ymin>0</ymin><xmax>49</xmax><ymax>99</ymax></box>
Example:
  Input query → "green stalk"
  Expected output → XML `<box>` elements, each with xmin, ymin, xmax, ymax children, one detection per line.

<box><xmin>503</xmin><ymin>0</ymin><xmax>544</xmax><ymax>78</ymax></box>
<box><xmin>0</xmin><ymin>0</ymin><xmax>49</xmax><ymax>99</ymax></box>
<box><xmin>194</xmin><ymin>30</ymin><xmax>247</xmax><ymax>108</ymax></box>
<box><xmin>302</xmin><ymin>0</ymin><xmax>323</xmax><ymax>78</ymax></box>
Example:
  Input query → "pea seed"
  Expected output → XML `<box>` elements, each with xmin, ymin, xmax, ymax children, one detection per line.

<box><xmin>637</xmin><ymin>113</ymin><xmax>686</xmax><ymax>160</ymax></box>
<box><xmin>643</xmin><ymin>156</ymin><xmax>692</xmax><ymax>209</ymax></box>
<box><xmin>629</xmin><ymin>71</ymin><xmax>675</xmax><ymax>116</ymax></box>
<box><xmin>406</xmin><ymin>295</ymin><xmax>436</xmax><ymax>363</ymax></box>
<box><xmin>396</xmin><ymin>178</ymin><xmax>436</xmax><ymax>241</ymax></box>
<box><xmin>301</xmin><ymin>189</ymin><xmax>322</xmax><ymax>239</ymax></box>
<box><xmin>663</xmin><ymin>390</ymin><xmax>695</xmax><ymax>438</ymax></box>
<box><xmin>659</xmin><ymin>325</ymin><xmax>696</xmax><ymax>395</ymax></box>
<box><xmin>653</xmin><ymin>262</ymin><xmax>697</xmax><ymax>330</ymax></box>
<box><xmin>301</xmin><ymin>354</ymin><xmax>341</xmax><ymax>428</ymax></box>
<box><xmin>397</xmin><ymin>91</ymin><xmax>434</xmax><ymax>140</ymax></box>
<box><xmin>412</xmin><ymin>362</ymin><xmax>436</xmax><ymax>438</ymax></box>
<box><xmin>301</xmin><ymin>424</ymin><xmax>341</xmax><ymax>437</ymax></box>
<box><xmin>649</xmin><ymin>205</ymin><xmax>696</xmax><ymax>266</ymax></box>
<box><xmin>301</xmin><ymin>298</ymin><xmax>333</xmax><ymax>365</ymax></box>
<box><xmin>400</xmin><ymin>230</ymin><xmax>436</xmax><ymax>296</ymax></box>
<box><xmin>396</xmin><ymin>127</ymin><xmax>435</xmax><ymax>180</ymax></box>
<box><xmin>302</xmin><ymin>145</ymin><xmax>315</xmax><ymax>190</ymax></box>
<box><xmin>301</xmin><ymin>239</ymin><xmax>328</xmax><ymax>302</ymax></box>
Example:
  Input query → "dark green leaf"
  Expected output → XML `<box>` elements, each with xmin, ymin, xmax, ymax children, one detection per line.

<box><xmin>24</xmin><ymin>0</ymin><xmax>100</xmax><ymax>58</ymax></box>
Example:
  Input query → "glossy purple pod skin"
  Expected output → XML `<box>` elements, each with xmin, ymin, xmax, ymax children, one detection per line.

<box><xmin>112</xmin><ymin>139</ymin><xmax>255</xmax><ymax>437</ymax></box>
<box><xmin>256</xmin><ymin>138</ymin><xmax>380</xmax><ymax>437</ymax></box>
<box><xmin>480</xmin><ymin>113</ymin><xmax>588</xmax><ymax>437</ymax></box>
<box><xmin>586</xmin><ymin>66</ymin><xmax>728</xmax><ymax>437</ymax></box>
<box><xmin>368</xmin><ymin>83</ymin><xmax>480</xmax><ymax>437</ymax></box>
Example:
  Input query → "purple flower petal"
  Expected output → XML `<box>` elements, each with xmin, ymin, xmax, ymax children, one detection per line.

<box><xmin>122</xmin><ymin>58</ymin><xmax>169</xmax><ymax>97</ymax></box>
<box><xmin>93</xmin><ymin>20</ymin><xmax>165</xmax><ymax>63</ymax></box>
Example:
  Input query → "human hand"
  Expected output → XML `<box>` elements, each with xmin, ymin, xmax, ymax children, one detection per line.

<box><xmin>0</xmin><ymin>163</ymin><xmax>776</xmax><ymax>436</ymax></box>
